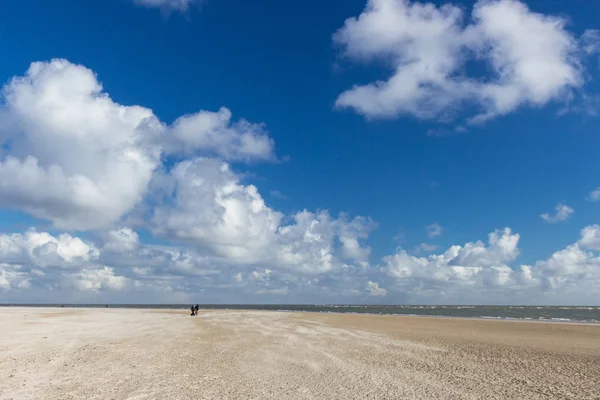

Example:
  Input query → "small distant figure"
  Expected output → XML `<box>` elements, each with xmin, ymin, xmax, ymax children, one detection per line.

<box><xmin>190</xmin><ymin>304</ymin><xmax>201</xmax><ymax>316</ymax></box>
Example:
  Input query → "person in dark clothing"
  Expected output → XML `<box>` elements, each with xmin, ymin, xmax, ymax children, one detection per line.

<box><xmin>194</xmin><ymin>304</ymin><xmax>200</xmax><ymax>315</ymax></box>
<box><xmin>190</xmin><ymin>305</ymin><xmax>196</xmax><ymax>316</ymax></box>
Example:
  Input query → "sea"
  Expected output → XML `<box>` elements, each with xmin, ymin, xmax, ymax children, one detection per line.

<box><xmin>2</xmin><ymin>304</ymin><xmax>599</xmax><ymax>323</ymax></box>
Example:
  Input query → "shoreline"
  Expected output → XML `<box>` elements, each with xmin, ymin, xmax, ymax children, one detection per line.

<box><xmin>2</xmin><ymin>304</ymin><xmax>599</xmax><ymax>325</ymax></box>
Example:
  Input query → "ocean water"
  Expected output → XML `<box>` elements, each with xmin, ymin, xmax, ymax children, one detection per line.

<box><xmin>2</xmin><ymin>304</ymin><xmax>599</xmax><ymax>323</ymax></box>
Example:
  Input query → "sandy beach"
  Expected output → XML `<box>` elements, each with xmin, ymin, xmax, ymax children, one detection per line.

<box><xmin>0</xmin><ymin>308</ymin><xmax>598</xmax><ymax>399</ymax></box>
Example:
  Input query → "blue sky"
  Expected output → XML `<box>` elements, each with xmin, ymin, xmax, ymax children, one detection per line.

<box><xmin>0</xmin><ymin>0</ymin><xmax>599</xmax><ymax>304</ymax></box>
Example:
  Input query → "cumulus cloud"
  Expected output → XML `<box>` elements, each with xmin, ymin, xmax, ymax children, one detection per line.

<box><xmin>385</xmin><ymin>228</ymin><xmax>520</xmax><ymax>294</ymax></box>
<box><xmin>1</xmin><ymin>223</ymin><xmax>599</xmax><ymax>304</ymax></box>
<box><xmin>0</xmin><ymin>60</ymin><xmax>374</xmax><ymax>301</ymax></box>
<box><xmin>0</xmin><ymin>264</ymin><xmax>31</xmax><ymax>290</ymax></box>
<box><xmin>0</xmin><ymin>230</ymin><xmax>131</xmax><ymax>294</ymax></box>
<box><xmin>0</xmin><ymin>59</ymin><xmax>276</xmax><ymax>231</ymax></box>
<box><xmin>366</xmin><ymin>281</ymin><xmax>387</xmax><ymax>296</ymax></box>
<box><xmin>0</xmin><ymin>228</ymin><xmax>215</xmax><ymax>296</ymax></box>
<box><xmin>426</xmin><ymin>223</ymin><xmax>443</xmax><ymax>238</ymax></box>
<box><xmin>587</xmin><ymin>187</ymin><xmax>600</xmax><ymax>202</ymax></box>
<box><xmin>103</xmin><ymin>228</ymin><xmax>140</xmax><ymax>253</ymax></box>
<box><xmin>166</xmin><ymin>107</ymin><xmax>276</xmax><ymax>162</ymax></box>
<box><xmin>521</xmin><ymin>227</ymin><xmax>600</xmax><ymax>298</ymax></box>
<box><xmin>0</xmin><ymin>225</ymin><xmax>368</xmax><ymax>302</ymax></box>
<box><xmin>333</xmin><ymin>0</ymin><xmax>589</xmax><ymax>123</ymax></box>
<box><xmin>70</xmin><ymin>267</ymin><xmax>128</xmax><ymax>292</ymax></box>
<box><xmin>0</xmin><ymin>60</ymin><xmax>160</xmax><ymax>230</ymax></box>
<box><xmin>579</xmin><ymin>225</ymin><xmax>600</xmax><ymax>251</ymax></box>
<box><xmin>251</xmin><ymin>269</ymin><xmax>272</xmax><ymax>282</ymax></box>
<box><xmin>540</xmin><ymin>203</ymin><xmax>574</xmax><ymax>223</ymax></box>
<box><xmin>381</xmin><ymin>225</ymin><xmax>600</xmax><ymax>304</ymax></box>
<box><xmin>0</xmin><ymin>229</ymin><xmax>99</xmax><ymax>268</ymax></box>
<box><xmin>150</xmin><ymin>157</ymin><xmax>374</xmax><ymax>273</ymax></box>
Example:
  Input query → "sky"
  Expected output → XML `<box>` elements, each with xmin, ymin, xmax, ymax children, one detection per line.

<box><xmin>0</xmin><ymin>0</ymin><xmax>599</xmax><ymax>304</ymax></box>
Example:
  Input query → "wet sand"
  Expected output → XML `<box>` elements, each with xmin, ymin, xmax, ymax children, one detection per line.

<box><xmin>0</xmin><ymin>308</ymin><xmax>598</xmax><ymax>399</ymax></box>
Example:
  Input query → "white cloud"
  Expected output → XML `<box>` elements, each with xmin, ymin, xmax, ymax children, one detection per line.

<box><xmin>251</xmin><ymin>269</ymin><xmax>272</xmax><ymax>282</ymax></box>
<box><xmin>385</xmin><ymin>228</ymin><xmax>520</xmax><ymax>292</ymax></box>
<box><xmin>587</xmin><ymin>187</ymin><xmax>600</xmax><ymax>202</ymax></box>
<box><xmin>133</xmin><ymin>0</ymin><xmax>200</xmax><ymax>11</ymax></box>
<box><xmin>73</xmin><ymin>268</ymin><xmax>126</xmax><ymax>291</ymax></box>
<box><xmin>0</xmin><ymin>60</ymin><xmax>160</xmax><ymax>230</ymax></box>
<box><xmin>579</xmin><ymin>225</ymin><xmax>600</xmax><ymax>251</ymax></box>
<box><xmin>540</xmin><ymin>203</ymin><xmax>574</xmax><ymax>223</ymax></box>
<box><xmin>70</xmin><ymin>267</ymin><xmax>128</xmax><ymax>292</ymax></box>
<box><xmin>103</xmin><ymin>228</ymin><xmax>140</xmax><ymax>253</ymax></box>
<box><xmin>0</xmin><ymin>229</ymin><xmax>216</xmax><ymax>296</ymax></box>
<box><xmin>582</xmin><ymin>29</ymin><xmax>600</xmax><ymax>56</ymax></box>
<box><xmin>334</xmin><ymin>0</ymin><xmax>588</xmax><ymax>123</ymax></box>
<box><xmin>521</xmin><ymin>227</ymin><xmax>600</xmax><ymax>298</ymax></box>
<box><xmin>380</xmin><ymin>225</ymin><xmax>600</xmax><ymax>304</ymax></box>
<box><xmin>150</xmin><ymin>157</ymin><xmax>374</xmax><ymax>273</ymax></box>
<box><xmin>426</xmin><ymin>223</ymin><xmax>443</xmax><ymax>238</ymax></box>
<box><xmin>366</xmin><ymin>281</ymin><xmax>387</xmax><ymax>296</ymax></box>
<box><xmin>0</xmin><ymin>264</ymin><xmax>31</xmax><ymax>290</ymax></box>
<box><xmin>151</xmin><ymin>158</ymin><xmax>284</xmax><ymax>262</ymax></box>
<box><xmin>0</xmin><ymin>59</ymin><xmax>276</xmax><ymax>231</ymax></box>
<box><xmin>0</xmin><ymin>230</ymin><xmax>128</xmax><ymax>293</ymax></box>
<box><xmin>0</xmin><ymin>225</ymin><xmax>367</xmax><ymax>300</ymax></box>
<box><xmin>0</xmin><ymin>224</ymin><xmax>599</xmax><ymax>304</ymax></box>
<box><xmin>0</xmin><ymin>229</ymin><xmax>99</xmax><ymax>267</ymax></box>
<box><xmin>167</xmin><ymin>107</ymin><xmax>276</xmax><ymax>162</ymax></box>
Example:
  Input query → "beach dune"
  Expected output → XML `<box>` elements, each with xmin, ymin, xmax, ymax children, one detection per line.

<box><xmin>0</xmin><ymin>308</ymin><xmax>599</xmax><ymax>399</ymax></box>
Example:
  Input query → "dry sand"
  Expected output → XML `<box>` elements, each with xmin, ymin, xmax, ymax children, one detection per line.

<box><xmin>0</xmin><ymin>308</ymin><xmax>599</xmax><ymax>399</ymax></box>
